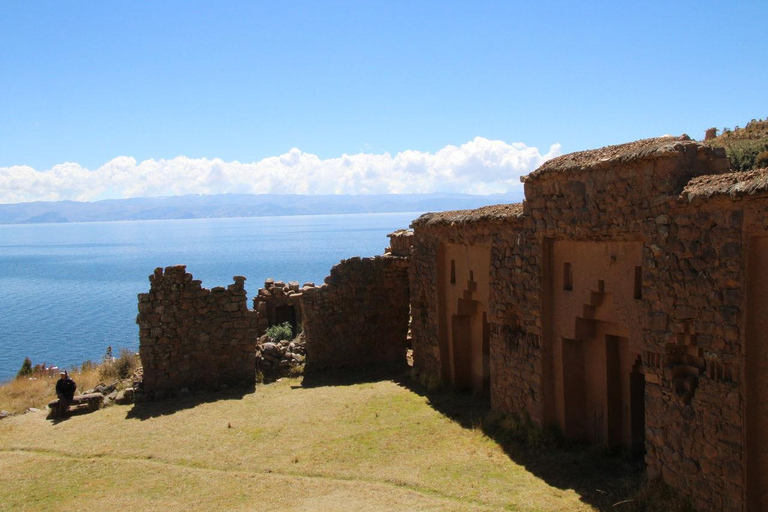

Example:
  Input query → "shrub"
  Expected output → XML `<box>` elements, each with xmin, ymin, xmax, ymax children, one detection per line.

<box><xmin>756</xmin><ymin>150</ymin><xmax>768</xmax><ymax>169</ymax></box>
<box><xmin>266</xmin><ymin>322</ymin><xmax>293</xmax><ymax>342</ymax></box>
<box><xmin>99</xmin><ymin>348</ymin><xmax>138</xmax><ymax>381</ymax></box>
<box><xmin>715</xmin><ymin>139</ymin><xmax>768</xmax><ymax>172</ymax></box>
<box><xmin>16</xmin><ymin>357</ymin><xmax>33</xmax><ymax>379</ymax></box>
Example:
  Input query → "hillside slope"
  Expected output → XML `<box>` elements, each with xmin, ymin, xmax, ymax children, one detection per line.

<box><xmin>705</xmin><ymin>118</ymin><xmax>768</xmax><ymax>171</ymax></box>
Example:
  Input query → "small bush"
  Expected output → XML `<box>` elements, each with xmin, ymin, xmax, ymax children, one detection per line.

<box><xmin>99</xmin><ymin>348</ymin><xmax>138</xmax><ymax>381</ymax></box>
<box><xmin>266</xmin><ymin>322</ymin><xmax>293</xmax><ymax>342</ymax></box>
<box><xmin>16</xmin><ymin>357</ymin><xmax>33</xmax><ymax>379</ymax></box>
<box><xmin>75</xmin><ymin>360</ymin><xmax>98</xmax><ymax>373</ymax></box>
<box><xmin>756</xmin><ymin>150</ymin><xmax>768</xmax><ymax>169</ymax></box>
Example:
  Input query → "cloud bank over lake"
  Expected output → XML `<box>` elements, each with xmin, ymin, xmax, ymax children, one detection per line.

<box><xmin>0</xmin><ymin>138</ymin><xmax>560</xmax><ymax>204</ymax></box>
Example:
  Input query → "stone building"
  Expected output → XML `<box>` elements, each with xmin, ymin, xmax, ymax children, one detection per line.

<box><xmin>409</xmin><ymin>135</ymin><xmax>768</xmax><ymax>511</ymax></box>
<box><xmin>136</xmin><ymin>134</ymin><xmax>768</xmax><ymax>511</ymax></box>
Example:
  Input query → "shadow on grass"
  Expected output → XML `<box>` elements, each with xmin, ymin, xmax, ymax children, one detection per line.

<box><xmin>299</xmin><ymin>362</ymin><xmax>410</xmax><ymax>389</ymax></box>
<box><xmin>299</xmin><ymin>365</ymin><xmax>646</xmax><ymax>509</ymax></box>
<box><xmin>391</xmin><ymin>376</ymin><xmax>646</xmax><ymax>512</ymax></box>
<box><xmin>125</xmin><ymin>384</ymin><xmax>255</xmax><ymax>421</ymax></box>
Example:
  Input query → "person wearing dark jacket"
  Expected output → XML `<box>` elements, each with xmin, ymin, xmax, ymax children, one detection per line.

<box><xmin>55</xmin><ymin>371</ymin><xmax>76</xmax><ymax>416</ymax></box>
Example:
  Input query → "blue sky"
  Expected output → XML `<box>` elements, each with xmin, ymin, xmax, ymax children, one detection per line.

<box><xmin>0</xmin><ymin>1</ymin><xmax>765</xmax><ymax>202</ymax></box>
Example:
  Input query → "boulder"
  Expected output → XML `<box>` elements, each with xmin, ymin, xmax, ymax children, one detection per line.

<box><xmin>46</xmin><ymin>393</ymin><xmax>104</xmax><ymax>419</ymax></box>
<box><xmin>115</xmin><ymin>388</ymin><xmax>135</xmax><ymax>405</ymax></box>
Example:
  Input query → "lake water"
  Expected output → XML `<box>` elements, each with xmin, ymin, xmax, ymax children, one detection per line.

<box><xmin>0</xmin><ymin>212</ymin><xmax>420</xmax><ymax>382</ymax></box>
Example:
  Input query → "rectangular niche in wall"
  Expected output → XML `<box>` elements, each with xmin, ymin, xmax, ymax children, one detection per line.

<box><xmin>437</xmin><ymin>243</ymin><xmax>491</xmax><ymax>396</ymax></box>
<box><xmin>543</xmin><ymin>240</ymin><xmax>644</xmax><ymax>449</ymax></box>
<box><xmin>564</xmin><ymin>262</ymin><xmax>573</xmax><ymax>291</ymax></box>
<box><xmin>746</xmin><ymin>236</ymin><xmax>768</xmax><ymax>511</ymax></box>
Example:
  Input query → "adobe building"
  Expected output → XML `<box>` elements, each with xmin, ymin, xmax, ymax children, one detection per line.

<box><xmin>410</xmin><ymin>135</ymin><xmax>768</xmax><ymax>512</ymax></box>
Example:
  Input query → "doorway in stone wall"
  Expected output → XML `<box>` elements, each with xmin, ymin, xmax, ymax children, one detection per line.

<box><xmin>275</xmin><ymin>305</ymin><xmax>297</xmax><ymax>334</ymax></box>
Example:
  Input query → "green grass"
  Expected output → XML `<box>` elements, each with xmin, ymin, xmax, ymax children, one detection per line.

<box><xmin>0</xmin><ymin>376</ymin><xmax>653</xmax><ymax>511</ymax></box>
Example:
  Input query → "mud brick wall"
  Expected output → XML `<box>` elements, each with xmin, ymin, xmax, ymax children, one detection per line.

<box><xmin>137</xmin><ymin>265</ymin><xmax>257</xmax><ymax>396</ymax></box>
<box><xmin>301</xmin><ymin>254</ymin><xmax>410</xmax><ymax>371</ymax></box>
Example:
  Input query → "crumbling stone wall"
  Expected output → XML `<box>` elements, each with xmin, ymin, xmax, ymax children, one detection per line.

<box><xmin>137</xmin><ymin>265</ymin><xmax>257</xmax><ymax>397</ymax></box>
<box><xmin>253</xmin><ymin>279</ymin><xmax>316</xmax><ymax>336</ymax></box>
<box><xmin>388</xmin><ymin>228</ymin><xmax>414</xmax><ymax>257</ymax></box>
<box><xmin>301</xmin><ymin>252</ymin><xmax>411</xmax><ymax>372</ymax></box>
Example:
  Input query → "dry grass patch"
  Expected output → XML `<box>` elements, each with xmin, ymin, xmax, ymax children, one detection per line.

<box><xmin>0</xmin><ymin>367</ymin><xmax>104</xmax><ymax>415</ymax></box>
<box><xmin>0</xmin><ymin>351</ymin><xmax>138</xmax><ymax>415</ymax></box>
<box><xmin>0</xmin><ymin>375</ymin><xmax>668</xmax><ymax>511</ymax></box>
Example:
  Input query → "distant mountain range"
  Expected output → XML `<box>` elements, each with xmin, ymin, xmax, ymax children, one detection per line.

<box><xmin>0</xmin><ymin>192</ymin><xmax>523</xmax><ymax>225</ymax></box>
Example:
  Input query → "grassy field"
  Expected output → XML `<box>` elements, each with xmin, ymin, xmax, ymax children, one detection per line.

<box><xmin>0</xmin><ymin>373</ymin><xmax>651</xmax><ymax>512</ymax></box>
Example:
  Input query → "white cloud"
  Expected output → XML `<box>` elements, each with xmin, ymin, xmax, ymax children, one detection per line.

<box><xmin>0</xmin><ymin>137</ymin><xmax>561</xmax><ymax>204</ymax></box>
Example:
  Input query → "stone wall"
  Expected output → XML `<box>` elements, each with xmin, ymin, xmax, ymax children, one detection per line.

<box><xmin>137</xmin><ymin>265</ymin><xmax>257</xmax><ymax>397</ymax></box>
<box><xmin>301</xmin><ymin>253</ymin><xmax>411</xmax><ymax>372</ymax></box>
<box><xmin>388</xmin><ymin>229</ymin><xmax>414</xmax><ymax>257</ymax></box>
<box><xmin>253</xmin><ymin>279</ymin><xmax>316</xmax><ymax>336</ymax></box>
<box><xmin>409</xmin><ymin>137</ymin><xmax>756</xmax><ymax>511</ymax></box>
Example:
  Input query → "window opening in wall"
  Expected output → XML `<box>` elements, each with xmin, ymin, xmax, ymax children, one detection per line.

<box><xmin>469</xmin><ymin>270</ymin><xmax>474</xmax><ymax>282</ymax></box>
<box><xmin>450</xmin><ymin>260</ymin><xmax>456</xmax><ymax>284</ymax></box>
<box><xmin>563</xmin><ymin>263</ymin><xmax>573</xmax><ymax>291</ymax></box>
<box><xmin>634</xmin><ymin>266</ymin><xmax>643</xmax><ymax>300</ymax></box>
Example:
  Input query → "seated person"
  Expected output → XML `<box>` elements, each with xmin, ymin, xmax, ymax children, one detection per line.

<box><xmin>55</xmin><ymin>371</ymin><xmax>76</xmax><ymax>416</ymax></box>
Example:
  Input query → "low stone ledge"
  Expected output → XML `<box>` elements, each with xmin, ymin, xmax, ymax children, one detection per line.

<box><xmin>47</xmin><ymin>393</ymin><xmax>104</xmax><ymax>419</ymax></box>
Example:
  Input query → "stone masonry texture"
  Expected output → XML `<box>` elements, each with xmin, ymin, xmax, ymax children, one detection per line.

<box><xmin>409</xmin><ymin>136</ymin><xmax>768</xmax><ymax>512</ymax></box>
<box><xmin>301</xmin><ymin>239</ymin><xmax>411</xmax><ymax>372</ymax></box>
<box><xmin>137</xmin><ymin>265</ymin><xmax>257</xmax><ymax>397</ymax></box>
<box><xmin>134</xmin><ymin>139</ymin><xmax>768</xmax><ymax>511</ymax></box>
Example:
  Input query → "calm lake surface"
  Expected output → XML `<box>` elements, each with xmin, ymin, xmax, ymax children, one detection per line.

<box><xmin>0</xmin><ymin>212</ymin><xmax>419</xmax><ymax>382</ymax></box>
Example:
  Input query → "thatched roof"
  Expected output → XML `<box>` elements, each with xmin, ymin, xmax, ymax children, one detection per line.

<box><xmin>411</xmin><ymin>203</ymin><xmax>523</xmax><ymax>228</ymax></box>
<box><xmin>681</xmin><ymin>168</ymin><xmax>768</xmax><ymax>201</ymax></box>
<box><xmin>523</xmin><ymin>135</ymin><xmax>713</xmax><ymax>182</ymax></box>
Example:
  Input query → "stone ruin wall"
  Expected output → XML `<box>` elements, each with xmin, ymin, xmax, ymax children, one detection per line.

<box><xmin>387</xmin><ymin>228</ymin><xmax>413</xmax><ymax>257</ymax></box>
<box><xmin>301</xmin><ymin>233</ymin><xmax>412</xmax><ymax>372</ymax></box>
<box><xmin>138</xmin><ymin>231</ymin><xmax>414</xmax><ymax>396</ymax></box>
<box><xmin>137</xmin><ymin>265</ymin><xmax>257</xmax><ymax>397</ymax></box>
<box><xmin>253</xmin><ymin>278</ymin><xmax>317</xmax><ymax>336</ymax></box>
